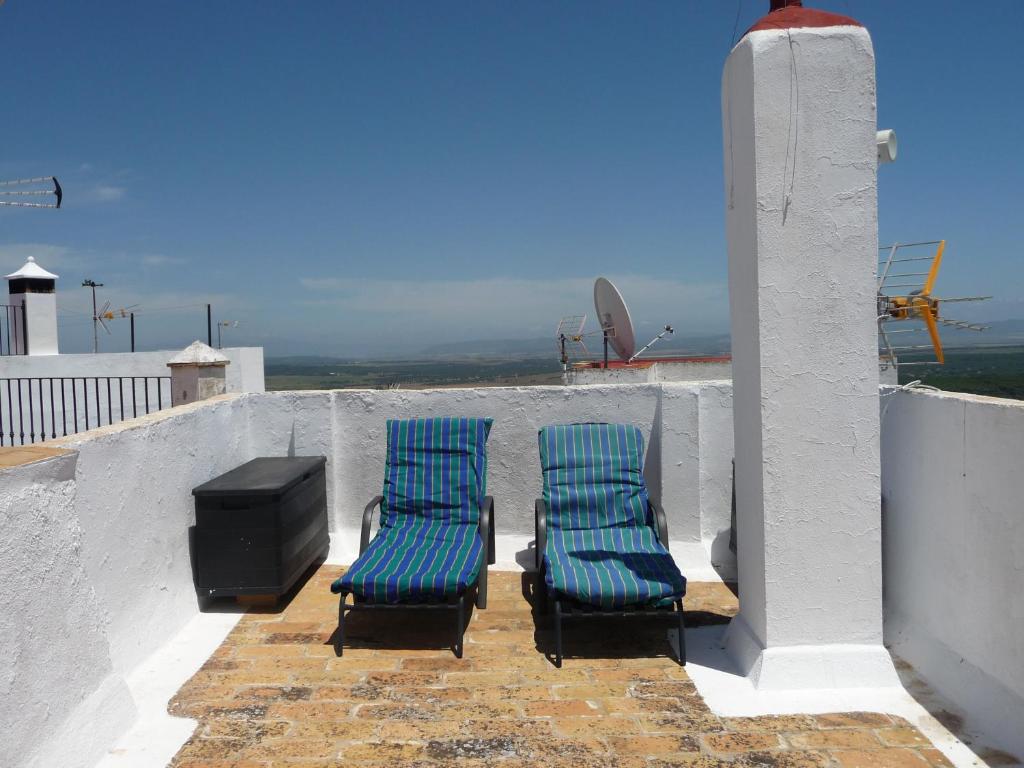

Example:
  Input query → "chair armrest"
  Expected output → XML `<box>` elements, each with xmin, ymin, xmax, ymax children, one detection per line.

<box><xmin>479</xmin><ymin>496</ymin><xmax>494</xmax><ymax>560</ymax></box>
<box><xmin>359</xmin><ymin>496</ymin><xmax>384</xmax><ymax>555</ymax></box>
<box><xmin>649</xmin><ymin>499</ymin><xmax>669</xmax><ymax>547</ymax></box>
<box><xmin>484</xmin><ymin>496</ymin><xmax>496</xmax><ymax>565</ymax></box>
<box><xmin>476</xmin><ymin>496</ymin><xmax>494</xmax><ymax>606</ymax></box>
<box><xmin>535</xmin><ymin>498</ymin><xmax>548</xmax><ymax>571</ymax></box>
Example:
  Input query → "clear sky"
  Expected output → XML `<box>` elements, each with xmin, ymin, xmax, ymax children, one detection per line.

<box><xmin>1</xmin><ymin>1</ymin><xmax>1021</xmax><ymax>356</ymax></box>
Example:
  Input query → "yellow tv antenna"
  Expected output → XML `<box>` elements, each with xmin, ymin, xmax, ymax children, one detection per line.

<box><xmin>877</xmin><ymin>240</ymin><xmax>990</xmax><ymax>370</ymax></box>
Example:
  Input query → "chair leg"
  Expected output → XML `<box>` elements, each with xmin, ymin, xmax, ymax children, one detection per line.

<box><xmin>536</xmin><ymin>563</ymin><xmax>548</xmax><ymax>615</ymax></box>
<box><xmin>454</xmin><ymin>596</ymin><xmax>465</xmax><ymax>659</ymax></box>
<box><xmin>676</xmin><ymin>600</ymin><xmax>687</xmax><ymax>666</ymax></box>
<box><xmin>476</xmin><ymin>550</ymin><xmax>488</xmax><ymax>610</ymax></box>
<box><xmin>334</xmin><ymin>595</ymin><xmax>346</xmax><ymax>657</ymax></box>
<box><xmin>488</xmin><ymin>506</ymin><xmax>496</xmax><ymax>565</ymax></box>
<box><xmin>553</xmin><ymin>599</ymin><xmax>563</xmax><ymax>668</ymax></box>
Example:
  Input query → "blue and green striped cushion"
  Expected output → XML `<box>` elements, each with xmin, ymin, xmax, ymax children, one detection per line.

<box><xmin>538</xmin><ymin>422</ymin><xmax>686</xmax><ymax>609</ymax></box>
<box><xmin>544</xmin><ymin>527</ymin><xmax>686</xmax><ymax>609</ymax></box>
<box><xmin>539</xmin><ymin>423</ymin><xmax>651</xmax><ymax>530</ymax></box>
<box><xmin>382</xmin><ymin>416</ymin><xmax>491</xmax><ymax>528</ymax></box>
<box><xmin>333</xmin><ymin>521</ymin><xmax>483</xmax><ymax>603</ymax></box>
<box><xmin>332</xmin><ymin>416</ymin><xmax>492</xmax><ymax>602</ymax></box>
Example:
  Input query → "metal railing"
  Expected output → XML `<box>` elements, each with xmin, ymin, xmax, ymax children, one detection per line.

<box><xmin>0</xmin><ymin>376</ymin><xmax>171</xmax><ymax>446</ymax></box>
<box><xmin>0</xmin><ymin>304</ymin><xmax>28</xmax><ymax>356</ymax></box>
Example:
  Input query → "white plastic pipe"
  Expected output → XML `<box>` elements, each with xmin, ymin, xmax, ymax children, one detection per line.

<box><xmin>877</xmin><ymin>129</ymin><xmax>898</xmax><ymax>164</ymax></box>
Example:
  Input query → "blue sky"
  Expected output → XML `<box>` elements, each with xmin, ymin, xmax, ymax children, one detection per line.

<box><xmin>1</xmin><ymin>1</ymin><xmax>1021</xmax><ymax>356</ymax></box>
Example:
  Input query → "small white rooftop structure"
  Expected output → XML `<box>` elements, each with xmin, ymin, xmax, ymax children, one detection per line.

<box><xmin>5</xmin><ymin>256</ymin><xmax>59</xmax><ymax>355</ymax></box>
<box><xmin>167</xmin><ymin>341</ymin><xmax>230</xmax><ymax>408</ymax></box>
<box><xmin>5</xmin><ymin>256</ymin><xmax>59</xmax><ymax>281</ymax></box>
<box><xmin>166</xmin><ymin>340</ymin><xmax>230</xmax><ymax>367</ymax></box>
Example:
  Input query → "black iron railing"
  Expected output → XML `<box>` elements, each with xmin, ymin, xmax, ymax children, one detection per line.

<box><xmin>0</xmin><ymin>304</ymin><xmax>28</xmax><ymax>356</ymax></box>
<box><xmin>0</xmin><ymin>376</ymin><xmax>172</xmax><ymax>446</ymax></box>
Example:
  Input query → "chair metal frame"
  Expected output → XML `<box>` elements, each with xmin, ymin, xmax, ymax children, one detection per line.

<box><xmin>535</xmin><ymin>497</ymin><xmax>686</xmax><ymax>668</ymax></box>
<box><xmin>334</xmin><ymin>495</ymin><xmax>495</xmax><ymax>658</ymax></box>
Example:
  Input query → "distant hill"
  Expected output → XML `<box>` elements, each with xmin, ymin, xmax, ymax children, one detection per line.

<box><xmin>421</xmin><ymin>332</ymin><xmax>732</xmax><ymax>360</ymax></box>
<box><xmin>420</xmin><ymin>337</ymin><xmax>555</xmax><ymax>358</ymax></box>
<box><xmin>940</xmin><ymin>319</ymin><xmax>1024</xmax><ymax>348</ymax></box>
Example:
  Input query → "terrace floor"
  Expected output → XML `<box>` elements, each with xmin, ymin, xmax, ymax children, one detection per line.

<box><xmin>168</xmin><ymin>567</ymin><xmax>951</xmax><ymax>768</ymax></box>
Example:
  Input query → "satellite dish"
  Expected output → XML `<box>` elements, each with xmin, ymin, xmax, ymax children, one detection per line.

<box><xmin>593</xmin><ymin>277</ymin><xmax>636</xmax><ymax>361</ymax></box>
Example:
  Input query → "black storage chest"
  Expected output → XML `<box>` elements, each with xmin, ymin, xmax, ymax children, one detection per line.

<box><xmin>191</xmin><ymin>456</ymin><xmax>328</xmax><ymax>598</ymax></box>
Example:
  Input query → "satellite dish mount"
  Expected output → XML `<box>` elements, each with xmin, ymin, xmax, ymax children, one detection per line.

<box><xmin>594</xmin><ymin>277</ymin><xmax>636</xmax><ymax>368</ymax></box>
<box><xmin>556</xmin><ymin>278</ymin><xmax>675</xmax><ymax>371</ymax></box>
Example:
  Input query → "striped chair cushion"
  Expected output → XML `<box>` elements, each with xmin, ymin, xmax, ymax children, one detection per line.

<box><xmin>382</xmin><ymin>417</ymin><xmax>492</xmax><ymax>527</ymax></box>
<box><xmin>539</xmin><ymin>423</ymin><xmax>650</xmax><ymax>530</ymax></box>
<box><xmin>543</xmin><ymin>527</ymin><xmax>686</xmax><ymax>609</ymax></box>
<box><xmin>332</xmin><ymin>416</ymin><xmax>492</xmax><ymax>603</ymax></box>
<box><xmin>333</xmin><ymin>521</ymin><xmax>483</xmax><ymax>603</ymax></box>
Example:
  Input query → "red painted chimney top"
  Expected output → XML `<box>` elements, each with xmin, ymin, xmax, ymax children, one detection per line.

<box><xmin>746</xmin><ymin>0</ymin><xmax>860</xmax><ymax>37</ymax></box>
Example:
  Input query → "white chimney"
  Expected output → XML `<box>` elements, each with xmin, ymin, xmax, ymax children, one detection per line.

<box><xmin>721</xmin><ymin>0</ymin><xmax>896</xmax><ymax>689</ymax></box>
<box><xmin>167</xmin><ymin>341</ymin><xmax>230</xmax><ymax>406</ymax></box>
<box><xmin>5</xmin><ymin>256</ymin><xmax>59</xmax><ymax>356</ymax></box>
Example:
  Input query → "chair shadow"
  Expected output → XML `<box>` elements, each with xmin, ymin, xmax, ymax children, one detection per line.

<box><xmin>514</xmin><ymin>542</ymin><xmax>537</xmax><ymax>570</ymax></box>
<box><xmin>520</xmin><ymin>572</ymin><xmax>690</xmax><ymax>667</ymax></box>
<box><xmin>569</xmin><ymin>548</ymin><xmax>685</xmax><ymax>589</ymax></box>
<box><xmin>325</xmin><ymin>590</ymin><xmax>479</xmax><ymax>657</ymax></box>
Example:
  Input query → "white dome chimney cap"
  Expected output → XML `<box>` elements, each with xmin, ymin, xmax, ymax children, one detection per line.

<box><xmin>167</xmin><ymin>340</ymin><xmax>230</xmax><ymax>367</ymax></box>
<box><xmin>5</xmin><ymin>256</ymin><xmax>59</xmax><ymax>281</ymax></box>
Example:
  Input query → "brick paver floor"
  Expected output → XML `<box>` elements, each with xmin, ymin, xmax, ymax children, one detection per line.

<box><xmin>169</xmin><ymin>567</ymin><xmax>952</xmax><ymax>767</ymax></box>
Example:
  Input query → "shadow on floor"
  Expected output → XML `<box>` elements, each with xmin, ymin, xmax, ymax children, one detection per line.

<box><xmin>519</xmin><ymin>572</ymin><xmax>733</xmax><ymax>667</ymax></box>
<box><xmin>893</xmin><ymin>654</ymin><xmax>1023</xmax><ymax>767</ymax></box>
<box><xmin>325</xmin><ymin>599</ymin><xmax>478</xmax><ymax>657</ymax></box>
<box><xmin>196</xmin><ymin>556</ymin><xmax>327</xmax><ymax>616</ymax></box>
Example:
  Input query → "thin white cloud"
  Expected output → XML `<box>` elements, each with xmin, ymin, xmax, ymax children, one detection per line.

<box><xmin>0</xmin><ymin>243</ymin><xmax>74</xmax><ymax>273</ymax></box>
<box><xmin>140</xmin><ymin>254</ymin><xmax>185</xmax><ymax>267</ymax></box>
<box><xmin>0</xmin><ymin>243</ymin><xmax>189</xmax><ymax>277</ymax></box>
<box><xmin>87</xmin><ymin>184</ymin><xmax>125</xmax><ymax>203</ymax></box>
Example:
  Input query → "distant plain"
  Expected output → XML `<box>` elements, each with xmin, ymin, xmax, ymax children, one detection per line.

<box><xmin>266</xmin><ymin>344</ymin><xmax>1024</xmax><ymax>400</ymax></box>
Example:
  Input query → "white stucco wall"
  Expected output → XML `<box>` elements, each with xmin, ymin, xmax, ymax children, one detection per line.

<box><xmin>52</xmin><ymin>397</ymin><xmax>252</xmax><ymax>674</ymax></box>
<box><xmin>244</xmin><ymin>383</ymin><xmax>736</xmax><ymax>573</ymax></box>
<box><xmin>697</xmin><ymin>382</ymin><xmax>736</xmax><ymax>577</ymax></box>
<box><xmin>881</xmin><ymin>388</ymin><xmax>1024</xmax><ymax>759</ymax></box>
<box><xmin>0</xmin><ymin>395</ymin><xmax>252</xmax><ymax>768</ymax></box>
<box><xmin>0</xmin><ymin>451</ymin><xmax>136</xmax><ymax>768</ymax></box>
<box><xmin>0</xmin><ymin>347</ymin><xmax>263</xmax><ymax>444</ymax></box>
<box><xmin>567</xmin><ymin>361</ymin><xmax>732</xmax><ymax>385</ymax></box>
<box><xmin>0</xmin><ymin>346</ymin><xmax>265</xmax><ymax>394</ymax></box>
<box><xmin>11</xmin><ymin>292</ymin><xmax>60</xmax><ymax>356</ymax></box>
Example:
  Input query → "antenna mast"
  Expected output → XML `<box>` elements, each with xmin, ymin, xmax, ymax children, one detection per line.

<box><xmin>82</xmin><ymin>279</ymin><xmax>104</xmax><ymax>353</ymax></box>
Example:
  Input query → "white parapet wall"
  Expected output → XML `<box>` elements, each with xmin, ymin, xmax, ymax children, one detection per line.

<box><xmin>566</xmin><ymin>360</ymin><xmax>733</xmax><ymax>385</ymax></box>
<box><xmin>0</xmin><ymin>395</ymin><xmax>252</xmax><ymax>768</ymax></box>
<box><xmin>0</xmin><ymin>347</ymin><xmax>264</xmax><ymax>444</ymax></box>
<box><xmin>243</xmin><ymin>382</ymin><xmax>737</xmax><ymax>577</ymax></box>
<box><xmin>0</xmin><ymin>449</ymin><xmax>137</xmax><ymax>768</ymax></box>
<box><xmin>880</xmin><ymin>387</ymin><xmax>1024</xmax><ymax>759</ymax></box>
<box><xmin>0</xmin><ymin>346</ymin><xmax>265</xmax><ymax>394</ymax></box>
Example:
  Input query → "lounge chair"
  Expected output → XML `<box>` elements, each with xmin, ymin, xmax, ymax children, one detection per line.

<box><xmin>331</xmin><ymin>416</ymin><xmax>495</xmax><ymax>658</ymax></box>
<box><xmin>534</xmin><ymin>422</ymin><xmax>686</xmax><ymax>667</ymax></box>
